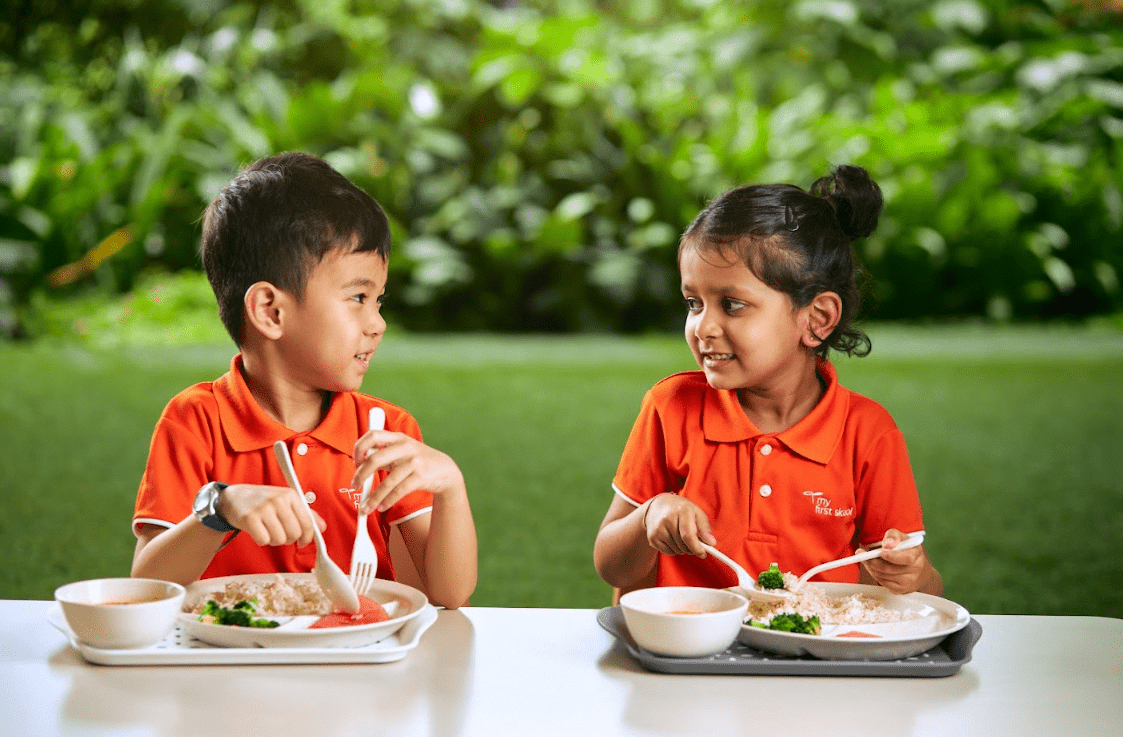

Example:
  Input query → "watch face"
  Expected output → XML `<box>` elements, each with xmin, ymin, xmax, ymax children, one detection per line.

<box><xmin>194</xmin><ymin>483</ymin><xmax>217</xmax><ymax>516</ymax></box>
<box><xmin>194</xmin><ymin>483</ymin><xmax>234</xmax><ymax>532</ymax></box>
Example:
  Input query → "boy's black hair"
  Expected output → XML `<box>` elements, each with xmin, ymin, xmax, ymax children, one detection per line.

<box><xmin>201</xmin><ymin>151</ymin><xmax>392</xmax><ymax>345</ymax></box>
<box><xmin>680</xmin><ymin>164</ymin><xmax>883</xmax><ymax>358</ymax></box>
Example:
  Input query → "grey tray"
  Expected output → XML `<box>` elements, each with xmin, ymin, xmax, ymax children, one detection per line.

<box><xmin>598</xmin><ymin>606</ymin><xmax>982</xmax><ymax>678</ymax></box>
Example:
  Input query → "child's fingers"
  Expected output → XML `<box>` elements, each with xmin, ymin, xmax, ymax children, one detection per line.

<box><xmin>681</xmin><ymin>514</ymin><xmax>709</xmax><ymax>558</ymax></box>
<box><xmin>239</xmin><ymin>517</ymin><xmax>274</xmax><ymax>547</ymax></box>
<box><xmin>350</xmin><ymin>437</ymin><xmax>414</xmax><ymax>489</ymax></box>
<box><xmin>261</xmin><ymin>508</ymin><xmax>298</xmax><ymax>546</ymax></box>
<box><xmin>352</xmin><ymin>429</ymin><xmax>402</xmax><ymax>465</ymax></box>
<box><xmin>359</xmin><ymin>462</ymin><xmax>417</xmax><ymax>514</ymax></box>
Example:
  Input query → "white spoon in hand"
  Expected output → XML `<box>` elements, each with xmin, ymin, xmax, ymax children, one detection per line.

<box><xmin>787</xmin><ymin>531</ymin><xmax>927</xmax><ymax>593</ymax></box>
<box><xmin>272</xmin><ymin>440</ymin><xmax>361</xmax><ymax>615</ymax></box>
<box><xmin>700</xmin><ymin>543</ymin><xmax>791</xmax><ymax>603</ymax></box>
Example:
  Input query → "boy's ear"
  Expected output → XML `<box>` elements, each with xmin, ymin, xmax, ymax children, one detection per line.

<box><xmin>243</xmin><ymin>281</ymin><xmax>287</xmax><ymax>340</ymax></box>
<box><xmin>802</xmin><ymin>291</ymin><xmax>842</xmax><ymax>349</ymax></box>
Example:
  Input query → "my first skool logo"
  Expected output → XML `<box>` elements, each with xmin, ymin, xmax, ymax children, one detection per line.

<box><xmin>803</xmin><ymin>490</ymin><xmax>854</xmax><ymax>518</ymax></box>
<box><xmin>341</xmin><ymin>487</ymin><xmax>364</xmax><ymax>509</ymax></box>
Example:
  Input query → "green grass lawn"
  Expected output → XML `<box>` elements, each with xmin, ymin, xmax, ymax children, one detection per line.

<box><xmin>2</xmin><ymin>326</ymin><xmax>1121</xmax><ymax>617</ymax></box>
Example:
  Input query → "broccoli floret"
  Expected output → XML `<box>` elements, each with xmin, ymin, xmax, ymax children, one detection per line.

<box><xmin>199</xmin><ymin>598</ymin><xmax>279</xmax><ymax>628</ymax></box>
<box><xmin>756</xmin><ymin>563</ymin><xmax>786</xmax><ymax>590</ymax></box>
<box><xmin>762</xmin><ymin>613</ymin><xmax>821</xmax><ymax>635</ymax></box>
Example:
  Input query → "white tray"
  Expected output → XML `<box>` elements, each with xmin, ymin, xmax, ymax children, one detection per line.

<box><xmin>49</xmin><ymin>603</ymin><xmax>438</xmax><ymax>666</ymax></box>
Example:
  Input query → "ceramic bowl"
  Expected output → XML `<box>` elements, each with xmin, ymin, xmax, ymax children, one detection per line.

<box><xmin>54</xmin><ymin>578</ymin><xmax>185</xmax><ymax>650</ymax></box>
<box><xmin>619</xmin><ymin>586</ymin><xmax>748</xmax><ymax>658</ymax></box>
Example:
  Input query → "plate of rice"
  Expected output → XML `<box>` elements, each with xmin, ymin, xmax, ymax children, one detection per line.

<box><xmin>179</xmin><ymin>573</ymin><xmax>428</xmax><ymax>649</ymax></box>
<box><xmin>738</xmin><ymin>583</ymin><xmax>971</xmax><ymax>660</ymax></box>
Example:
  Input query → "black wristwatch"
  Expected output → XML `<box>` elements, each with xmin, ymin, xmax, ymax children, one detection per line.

<box><xmin>193</xmin><ymin>481</ymin><xmax>237</xmax><ymax>532</ymax></box>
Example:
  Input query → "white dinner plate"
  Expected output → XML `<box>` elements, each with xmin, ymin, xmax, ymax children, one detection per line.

<box><xmin>737</xmin><ymin>583</ymin><xmax>971</xmax><ymax>660</ymax></box>
<box><xmin>179</xmin><ymin>573</ymin><xmax>428</xmax><ymax>649</ymax></box>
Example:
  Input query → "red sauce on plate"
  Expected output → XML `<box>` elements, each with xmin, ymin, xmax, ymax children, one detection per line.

<box><xmin>836</xmin><ymin>630</ymin><xmax>881</xmax><ymax>638</ymax></box>
<box><xmin>308</xmin><ymin>595</ymin><xmax>391</xmax><ymax>628</ymax></box>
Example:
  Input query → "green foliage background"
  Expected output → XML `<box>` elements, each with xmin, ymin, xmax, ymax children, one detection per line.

<box><xmin>2</xmin><ymin>0</ymin><xmax>1122</xmax><ymax>335</ymax></box>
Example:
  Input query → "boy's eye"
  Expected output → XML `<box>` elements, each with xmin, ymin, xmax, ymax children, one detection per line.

<box><xmin>684</xmin><ymin>297</ymin><xmax>701</xmax><ymax>312</ymax></box>
<box><xmin>351</xmin><ymin>293</ymin><xmax>367</xmax><ymax>304</ymax></box>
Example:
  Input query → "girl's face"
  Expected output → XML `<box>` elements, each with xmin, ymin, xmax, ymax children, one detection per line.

<box><xmin>680</xmin><ymin>244</ymin><xmax>816</xmax><ymax>397</ymax></box>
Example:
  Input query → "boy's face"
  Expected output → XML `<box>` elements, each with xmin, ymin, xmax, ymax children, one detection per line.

<box><xmin>278</xmin><ymin>248</ymin><xmax>388</xmax><ymax>394</ymax></box>
<box><xmin>680</xmin><ymin>244</ymin><xmax>813</xmax><ymax>396</ymax></box>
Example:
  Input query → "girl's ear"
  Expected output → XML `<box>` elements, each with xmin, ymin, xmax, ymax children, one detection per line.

<box><xmin>802</xmin><ymin>291</ymin><xmax>842</xmax><ymax>349</ymax></box>
<box><xmin>243</xmin><ymin>281</ymin><xmax>287</xmax><ymax>341</ymax></box>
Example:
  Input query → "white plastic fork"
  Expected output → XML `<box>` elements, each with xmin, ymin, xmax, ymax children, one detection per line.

<box><xmin>349</xmin><ymin>406</ymin><xmax>386</xmax><ymax>596</ymax></box>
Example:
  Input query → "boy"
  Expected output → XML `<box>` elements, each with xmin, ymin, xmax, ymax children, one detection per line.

<box><xmin>131</xmin><ymin>152</ymin><xmax>476</xmax><ymax>609</ymax></box>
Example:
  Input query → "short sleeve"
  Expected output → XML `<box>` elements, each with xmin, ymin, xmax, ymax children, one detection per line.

<box><xmin>611</xmin><ymin>388</ymin><xmax>679</xmax><ymax>506</ymax></box>
<box><xmin>853</xmin><ymin>427</ymin><xmax>925</xmax><ymax>547</ymax></box>
<box><xmin>133</xmin><ymin>394</ymin><xmax>218</xmax><ymax>534</ymax></box>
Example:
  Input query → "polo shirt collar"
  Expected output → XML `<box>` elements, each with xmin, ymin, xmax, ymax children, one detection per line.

<box><xmin>701</xmin><ymin>357</ymin><xmax>847</xmax><ymax>465</ymax></box>
<box><xmin>213</xmin><ymin>354</ymin><xmax>361</xmax><ymax>455</ymax></box>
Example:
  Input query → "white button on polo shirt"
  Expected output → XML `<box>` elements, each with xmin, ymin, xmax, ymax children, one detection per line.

<box><xmin>759</xmin><ymin>484</ymin><xmax>772</xmax><ymax>497</ymax></box>
<box><xmin>760</xmin><ymin>444</ymin><xmax>773</xmax><ymax>456</ymax></box>
<box><xmin>304</xmin><ymin>491</ymin><xmax>316</xmax><ymax>504</ymax></box>
<box><xmin>296</xmin><ymin>442</ymin><xmax>309</xmax><ymax>456</ymax></box>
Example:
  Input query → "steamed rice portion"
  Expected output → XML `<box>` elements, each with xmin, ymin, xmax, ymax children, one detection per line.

<box><xmin>749</xmin><ymin>584</ymin><xmax>920</xmax><ymax>627</ymax></box>
<box><xmin>188</xmin><ymin>575</ymin><xmax>333</xmax><ymax>616</ymax></box>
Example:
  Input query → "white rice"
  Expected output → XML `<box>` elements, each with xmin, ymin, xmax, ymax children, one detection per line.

<box><xmin>188</xmin><ymin>575</ymin><xmax>332</xmax><ymax>616</ymax></box>
<box><xmin>749</xmin><ymin>579</ymin><xmax>920</xmax><ymax>626</ymax></box>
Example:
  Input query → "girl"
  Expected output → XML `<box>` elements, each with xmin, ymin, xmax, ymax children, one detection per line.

<box><xmin>593</xmin><ymin>165</ymin><xmax>942</xmax><ymax>599</ymax></box>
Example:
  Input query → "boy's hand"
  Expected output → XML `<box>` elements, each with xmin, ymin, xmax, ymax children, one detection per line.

<box><xmin>352</xmin><ymin>430</ymin><xmax>465</xmax><ymax>515</ymax></box>
<box><xmin>860</xmin><ymin>528</ymin><xmax>933</xmax><ymax>594</ymax></box>
<box><xmin>218</xmin><ymin>484</ymin><xmax>323</xmax><ymax>548</ymax></box>
<box><xmin>642</xmin><ymin>493</ymin><xmax>717</xmax><ymax>558</ymax></box>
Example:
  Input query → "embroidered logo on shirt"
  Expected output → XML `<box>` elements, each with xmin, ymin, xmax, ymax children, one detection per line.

<box><xmin>804</xmin><ymin>490</ymin><xmax>854</xmax><ymax>517</ymax></box>
<box><xmin>341</xmin><ymin>488</ymin><xmax>363</xmax><ymax>509</ymax></box>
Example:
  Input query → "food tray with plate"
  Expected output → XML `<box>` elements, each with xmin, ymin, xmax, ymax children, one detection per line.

<box><xmin>49</xmin><ymin>603</ymin><xmax>438</xmax><ymax>666</ymax></box>
<box><xmin>178</xmin><ymin>574</ymin><xmax>429</xmax><ymax>649</ymax></box>
<box><xmin>598</xmin><ymin>606</ymin><xmax>982</xmax><ymax>678</ymax></box>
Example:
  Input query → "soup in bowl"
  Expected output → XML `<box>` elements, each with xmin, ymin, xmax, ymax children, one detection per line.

<box><xmin>55</xmin><ymin>578</ymin><xmax>185</xmax><ymax>650</ymax></box>
<box><xmin>619</xmin><ymin>586</ymin><xmax>748</xmax><ymax>658</ymax></box>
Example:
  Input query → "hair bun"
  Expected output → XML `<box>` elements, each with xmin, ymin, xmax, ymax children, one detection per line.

<box><xmin>810</xmin><ymin>165</ymin><xmax>883</xmax><ymax>240</ymax></box>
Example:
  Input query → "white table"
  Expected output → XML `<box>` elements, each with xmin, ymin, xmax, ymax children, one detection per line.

<box><xmin>2</xmin><ymin>600</ymin><xmax>1120</xmax><ymax>737</ymax></box>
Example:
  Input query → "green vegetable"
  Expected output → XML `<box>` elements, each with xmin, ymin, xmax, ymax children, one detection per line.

<box><xmin>756</xmin><ymin>563</ymin><xmax>786</xmax><ymax>590</ymax></box>
<box><xmin>199</xmin><ymin>599</ymin><xmax>280</xmax><ymax>628</ymax></box>
<box><xmin>751</xmin><ymin>612</ymin><xmax>822</xmax><ymax>635</ymax></box>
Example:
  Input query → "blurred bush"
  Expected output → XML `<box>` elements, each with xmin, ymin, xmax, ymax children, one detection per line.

<box><xmin>1</xmin><ymin>0</ymin><xmax>1121</xmax><ymax>337</ymax></box>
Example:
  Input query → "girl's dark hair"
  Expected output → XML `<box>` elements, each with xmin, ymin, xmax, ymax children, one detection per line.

<box><xmin>201</xmin><ymin>151</ymin><xmax>392</xmax><ymax>345</ymax></box>
<box><xmin>679</xmin><ymin>164</ymin><xmax>882</xmax><ymax>357</ymax></box>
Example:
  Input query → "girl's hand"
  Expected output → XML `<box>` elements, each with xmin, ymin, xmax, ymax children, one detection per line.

<box><xmin>352</xmin><ymin>430</ymin><xmax>465</xmax><ymax>514</ymax></box>
<box><xmin>218</xmin><ymin>484</ymin><xmax>323</xmax><ymax>547</ymax></box>
<box><xmin>642</xmin><ymin>493</ymin><xmax>717</xmax><ymax>558</ymax></box>
<box><xmin>860</xmin><ymin>528</ymin><xmax>935</xmax><ymax>594</ymax></box>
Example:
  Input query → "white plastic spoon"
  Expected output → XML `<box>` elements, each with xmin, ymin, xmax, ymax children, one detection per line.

<box><xmin>787</xmin><ymin>531</ymin><xmax>927</xmax><ymax>593</ymax></box>
<box><xmin>702</xmin><ymin>531</ymin><xmax>926</xmax><ymax>602</ymax></box>
<box><xmin>272</xmin><ymin>440</ymin><xmax>361</xmax><ymax>615</ymax></box>
<box><xmin>700</xmin><ymin>543</ymin><xmax>790</xmax><ymax>603</ymax></box>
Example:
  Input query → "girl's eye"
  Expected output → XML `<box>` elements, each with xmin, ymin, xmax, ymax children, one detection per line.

<box><xmin>351</xmin><ymin>293</ymin><xmax>367</xmax><ymax>304</ymax></box>
<box><xmin>684</xmin><ymin>297</ymin><xmax>701</xmax><ymax>313</ymax></box>
<box><xmin>722</xmin><ymin>298</ymin><xmax>745</xmax><ymax>314</ymax></box>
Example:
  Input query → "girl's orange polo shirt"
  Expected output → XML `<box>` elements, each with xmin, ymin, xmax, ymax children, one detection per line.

<box><xmin>612</xmin><ymin>359</ymin><xmax>925</xmax><ymax>588</ymax></box>
<box><xmin>133</xmin><ymin>354</ymin><xmax>433</xmax><ymax>581</ymax></box>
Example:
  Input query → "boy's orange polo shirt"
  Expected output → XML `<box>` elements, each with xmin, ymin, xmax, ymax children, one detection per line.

<box><xmin>134</xmin><ymin>354</ymin><xmax>432</xmax><ymax>581</ymax></box>
<box><xmin>612</xmin><ymin>359</ymin><xmax>925</xmax><ymax>588</ymax></box>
